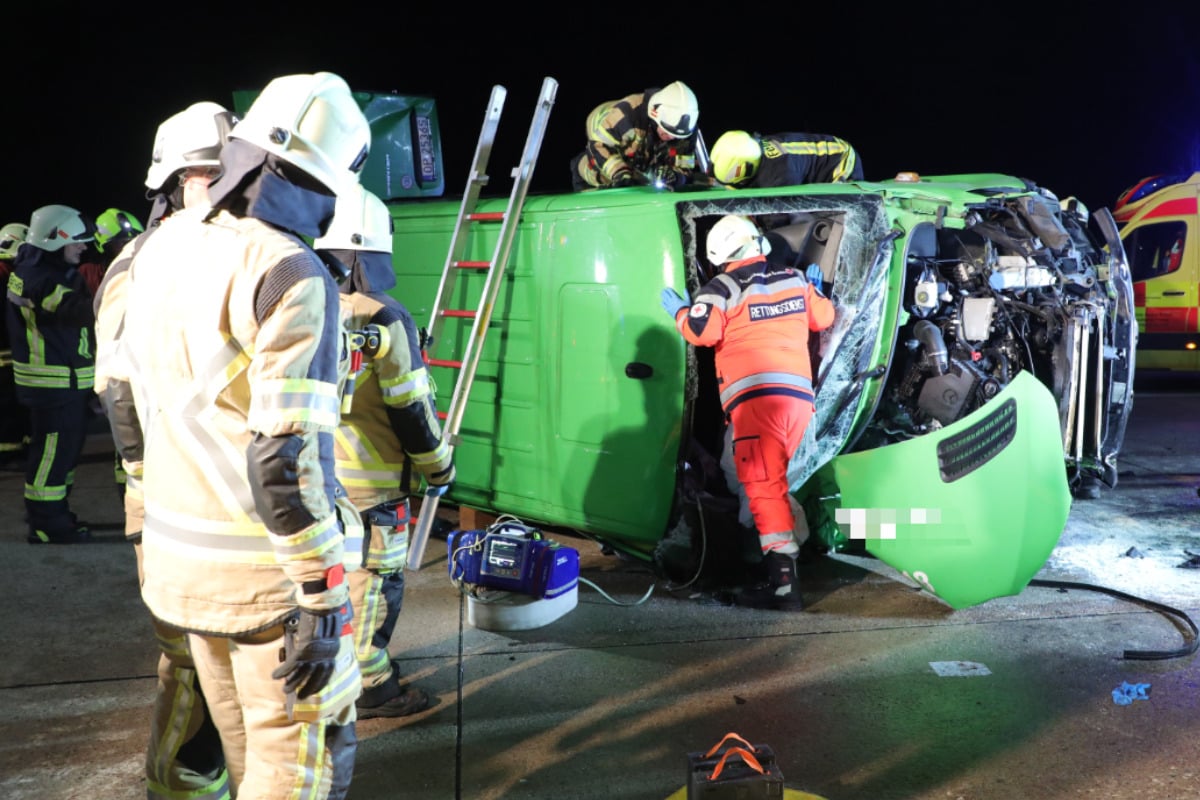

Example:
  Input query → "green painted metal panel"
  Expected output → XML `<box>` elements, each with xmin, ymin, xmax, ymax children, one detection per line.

<box><xmin>230</xmin><ymin>88</ymin><xmax>444</xmax><ymax>200</ymax></box>
<box><xmin>830</xmin><ymin>371</ymin><xmax>1071</xmax><ymax>609</ymax></box>
<box><xmin>390</xmin><ymin>192</ymin><xmax>686</xmax><ymax>548</ymax></box>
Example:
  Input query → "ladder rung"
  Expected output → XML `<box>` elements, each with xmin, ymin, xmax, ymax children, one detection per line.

<box><xmin>467</xmin><ymin>211</ymin><xmax>505</xmax><ymax>222</ymax></box>
<box><xmin>451</xmin><ymin>261</ymin><xmax>491</xmax><ymax>269</ymax></box>
<box><xmin>427</xmin><ymin>358</ymin><xmax>463</xmax><ymax>368</ymax></box>
<box><xmin>442</xmin><ymin>310</ymin><xmax>476</xmax><ymax>318</ymax></box>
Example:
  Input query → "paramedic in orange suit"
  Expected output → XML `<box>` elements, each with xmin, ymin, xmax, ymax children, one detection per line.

<box><xmin>661</xmin><ymin>214</ymin><xmax>835</xmax><ymax>610</ymax></box>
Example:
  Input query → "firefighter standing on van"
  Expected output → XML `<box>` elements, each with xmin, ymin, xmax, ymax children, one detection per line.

<box><xmin>315</xmin><ymin>183</ymin><xmax>455</xmax><ymax>719</ymax></box>
<box><xmin>105</xmin><ymin>72</ymin><xmax>371</xmax><ymax>799</ymax></box>
<box><xmin>570</xmin><ymin>80</ymin><xmax>710</xmax><ymax>190</ymax></box>
<box><xmin>661</xmin><ymin>214</ymin><xmax>835</xmax><ymax>610</ymax></box>
<box><xmin>5</xmin><ymin>204</ymin><xmax>96</xmax><ymax>544</ymax></box>
<box><xmin>93</xmin><ymin>99</ymin><xmax>238</xmax><ymax>800</ymax></box>
<box><xmin>709</xmin><ymin>130</ymin><xmax>863</xmax><ymax>187</ymax></box>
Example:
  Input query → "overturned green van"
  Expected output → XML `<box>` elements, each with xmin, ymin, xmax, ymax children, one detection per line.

<box><xmin>385</xmin><ymin>175</ymin><xmax>1136</xmax><ymax>609</ymax></box>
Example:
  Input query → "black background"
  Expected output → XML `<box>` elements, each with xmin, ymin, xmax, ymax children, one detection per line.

<box><xmin>5</xmin><ymin>6</ymin><xmax>1199</xmax><ymax>229</ymax></box>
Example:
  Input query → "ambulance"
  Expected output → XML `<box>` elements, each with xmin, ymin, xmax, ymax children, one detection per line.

<box><xmin>1112</xmin><ymin>172</ymin><xmax>1200</xmax><ymax>371</ymax></box>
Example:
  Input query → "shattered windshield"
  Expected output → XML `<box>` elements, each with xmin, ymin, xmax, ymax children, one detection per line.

<box><xmin>676</xmin><ymin>193</ymin><xmax>895</xmax><ymax>490</ymax></box>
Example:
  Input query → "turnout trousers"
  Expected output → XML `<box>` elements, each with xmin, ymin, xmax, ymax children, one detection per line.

<box><xmin>135</xmin><ymin>543</ymin><xmax>230</xmax><ymax>800</ymax></box>
<box><xmin>188</xmin><ymin>629</ymin><xmax>359</xmax><ymax>800</ymax></box>
<box><xmin>23</xmin><ymin>392</ymin><xmax>89</xmax><ymax>531</ymax></box>
<box><xmin>348</xmin><ymin>505</ymin><xmax>410</xmax><ymax>695</ymax></box>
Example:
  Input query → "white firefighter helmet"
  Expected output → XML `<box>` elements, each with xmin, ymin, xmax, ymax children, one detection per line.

<box><xmin>648</xmin><ymin>81</ymin><xmax>698</xmax><ymax>139</ymax></box>
<box><xmin>145</xmin><ymin>101</ymin><xmax>238</xmax><ymax>191</ymax></box>
<box><xmin>313</xmin><ymin>182</ymin><xmax>393</xmax><ymax>254</ymax></box>
<box><xmin>0</xmin><ymin>222</ymin><xmax>28</xmax><ymax>260</ymax></box>
<box><xmin>710</xmin><ymin>130</ymin><xmax>762</xmax><ymax>186</ymax></box>
<box><xmin>706</xmin><ymin>214</ymin><xmax>769</xmax><ymax>265</ymax></box>
<box><xmin>27</xmin><ymin>205</ymin><xmax>94</xmax><ymax>252</ymax></box>
<box><xmin>229</xmin><ymin>72</ymin><xmax>370</xmax><ymax>194</ymax></box>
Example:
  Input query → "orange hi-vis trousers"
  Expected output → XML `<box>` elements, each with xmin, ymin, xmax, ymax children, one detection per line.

<box><xmin>728</xmin><ymin>394</ymin><xmax>815</xmax><ymax>555</ymax></box>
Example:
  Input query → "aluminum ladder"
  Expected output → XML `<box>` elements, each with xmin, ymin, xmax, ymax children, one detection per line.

<box><xmin>407</xmin><ymin>76</ymin><xmax>558</xmax><ymax>570</ymax></box>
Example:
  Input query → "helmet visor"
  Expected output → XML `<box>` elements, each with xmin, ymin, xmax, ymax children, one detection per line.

<box><xmin>658</xmin><ymin>114</ymin><xmax>694</xmax><ymax>139</ymax></box>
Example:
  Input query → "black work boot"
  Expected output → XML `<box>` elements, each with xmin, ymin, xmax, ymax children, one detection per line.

<box><xmin>736</xmin><ymin>551</ymin><xmax>804</xmax><ymax>611</ymax></box>
<box><xmin>27</xmin><ymin>517</ymin><xmax>92</xmax><ymax>545</ymax></box>
<box><xmin>356</xmin><ymin>662</ymin><xmax>431</xmax><ymax>720</ymax></box>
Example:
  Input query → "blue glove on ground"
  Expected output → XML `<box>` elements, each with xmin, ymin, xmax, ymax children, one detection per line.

<box><xmin>661</xmin><ymin>287</ymin><xmax>690</xmax><ymax>319</ymax></box>
<box><xmin>806</xmin><ymin>264</ymin><xmax>827</xmax><ymax>297</ymax></box>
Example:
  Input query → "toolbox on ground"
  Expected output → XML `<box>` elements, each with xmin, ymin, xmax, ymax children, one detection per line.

<box><xmin>687</xmin><ymin>733</ymin><xmax>784</xmax><ymax>799</ymax></box>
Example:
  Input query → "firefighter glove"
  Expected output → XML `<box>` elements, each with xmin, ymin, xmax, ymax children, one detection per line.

<box><xmin>426</xmin><ymin>464</ymin><xmax>455</xmax><ymax>497</ymax></box>
<box><xmin>806</xmin><ymin>264</ymin><xmax>827</xmax><ymax>297</ymax></box>
<box><xmin>272</xmin><ymin>604</ymin><xmax>348</xmax><ymax>699</ymax></box>
<box><xmin>661</xmin><ymin>287</ymin><xmax>690</xmax><ymax>319</ymax></box>
<box><xmin>612</xmin><ymin>171</ymin><xmax>635</xmax><ymax>188</ymax></box>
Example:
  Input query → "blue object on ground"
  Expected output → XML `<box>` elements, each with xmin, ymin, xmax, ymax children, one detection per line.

<box><xmin>1111</xmin><ymin>681</ymin><xmax>1151</xmax><ymax>705</ymax></box>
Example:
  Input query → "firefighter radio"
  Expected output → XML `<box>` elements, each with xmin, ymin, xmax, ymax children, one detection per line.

<box><xmin>447</xmin><ymin>517</ymin><xmax>579</xmax><ymax>631</ymax></box>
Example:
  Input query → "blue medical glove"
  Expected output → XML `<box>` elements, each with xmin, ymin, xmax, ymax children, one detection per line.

<box><xmin>661</xmin><ymin>287</ymin><xmax>690</xmax><ymax>319</ymax></box>
<box><xmin>806</xmin><ymin>264</ymin><xmax>827</xmax><ymax>297</ymax></box>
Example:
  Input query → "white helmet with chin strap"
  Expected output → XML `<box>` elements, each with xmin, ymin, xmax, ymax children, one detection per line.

<box><xmin>228</xmin><ymin>71</ymin><xmax>371</xmax><ymax>194</ymax></box>
<box><xmin>648</xmin><ymin>81</ymin><xmax>698</xmax><ymax>139</ymax></box>
<box><xmin>706</xmin><ymin>214</ymin><xmax>770</xmax><ymax>265</ymax></box>
<box><xmin>145</xmin><ymin>101</ymin><xmax>238</xmax><ymax>191</ymax></box>
<box><xmin>27</xmin><ymin>205</ymin><xmax>94</xmax><ymax>252</ymax></box>
<box><xmin>313</xmin><ymin>182</ymin><xmax>393</xmax><ymax>254</ymax></box>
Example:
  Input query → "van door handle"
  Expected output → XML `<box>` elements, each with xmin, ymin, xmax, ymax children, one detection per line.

<box><xmin>1164</xmin><ymin>291</ymin><xmax>1185</xmax><ymax>296</ymax></box>
<box><xmin>625</xmin><ymin>362</ymin><xmax>654</xmax><ymax>379</ymax></box>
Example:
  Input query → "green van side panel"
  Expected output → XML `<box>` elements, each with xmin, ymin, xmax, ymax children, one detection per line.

<box><xmin>827</xmin><ymin>371</ymin><xmax>1071</xmax><ymax>609</ymax></box>
<box><xmin>389</xmin><ymin>193</ymin><xmax>688</xmax><ymax>548</ymax></box>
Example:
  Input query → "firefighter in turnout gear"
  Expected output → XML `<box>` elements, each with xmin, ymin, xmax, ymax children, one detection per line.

<box><xmin>0</xmin><ymin>222</ymin><xmax>31</xmax><ymax>470</ymax></box>
<box><xmin>661</xmin><ymin>214</ymin><xmax>835</xmax><ymax>610</ymax></box>
<box><xmin>710</xmin><ymin>130</ymin><xmax>863</xmax><ymax>187</ymax></box>
<box><xmin>104</xmin><ymin>72</ymin><xmax>371</xmax><ymax>800</ymax></box>
<box><xmin>93</xmin><ymin>100</ymin><xmax>238</xmax><ymax>800</ymax></box>
<box><xmin>5</xmin><ymin>204</ymin><xmax>96</xmax><ymax>543</ymax></box>
<box><xmin>315</xmin><ymin>183</ymin><xmax>454</xmax><ymax>719</ymax></box>
<box><xmin>570</xmin><ymin>80</ymin><xmax>710</xmax><ymax>190</ymax></box>
<box><xmin>79</xmin><ymin>208</ymin><xmax>144</xmax><ymax>297</ymax></box>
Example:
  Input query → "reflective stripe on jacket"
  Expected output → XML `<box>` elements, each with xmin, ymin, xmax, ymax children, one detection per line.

<box><xmin>336</xmin><ymin>290</ymin><xmax>452</xmax><ymax>512</ymax></box>
<box><xmin>756</xmin><ymin>132</ymin><xmax>863</xmax><ymax>186</ymax></box>
<box><xmin>5</xmin><ymin>247</ymin><xmax>94</xmax><ymax>403</ymax></box>
<box><xmin>113</xmin><ymin>207</ymin><xmax>353</xmax><ymax>634</ymax></box>
<box><xmin>676</xmin><ymin>256</ymin><xmax>836</xmax><ymax>413</ymax></box>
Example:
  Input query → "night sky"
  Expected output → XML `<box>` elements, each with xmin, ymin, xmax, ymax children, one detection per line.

<box><xmin>6</xmin><ymin>6</ymin><xmax>1199</xmax><ymax>231</ymax></box>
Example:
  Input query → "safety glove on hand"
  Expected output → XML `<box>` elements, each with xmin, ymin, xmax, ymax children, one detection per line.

<box><xmin>611</xmin><ymin>171</ymin><xmax>635</xmax><ymax>188</ymax></box>
<box><xmin>660</xmin><ymin>287</ymin><xmax>690</xmax><ymax>319</ymax></box>
<box><xmin>806</xmin><ymin>264</ymin><xmax>828</xmax><ymax>298</ymax></box>
<box><xmin>426</xmin><ymin>464</ymin><xmax>456</xmax><ymax>498</ymax></box>
<box><xmin>272</xmin><ymin>604</ymin><xmax>349</xmax><ymax>699</ymax></box>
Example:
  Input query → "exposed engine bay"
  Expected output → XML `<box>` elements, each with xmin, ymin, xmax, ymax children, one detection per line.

<box><xmin>855</xmin><ymin>189</ymin><xmax>1135</xmax><ymax>494</ymax></box>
